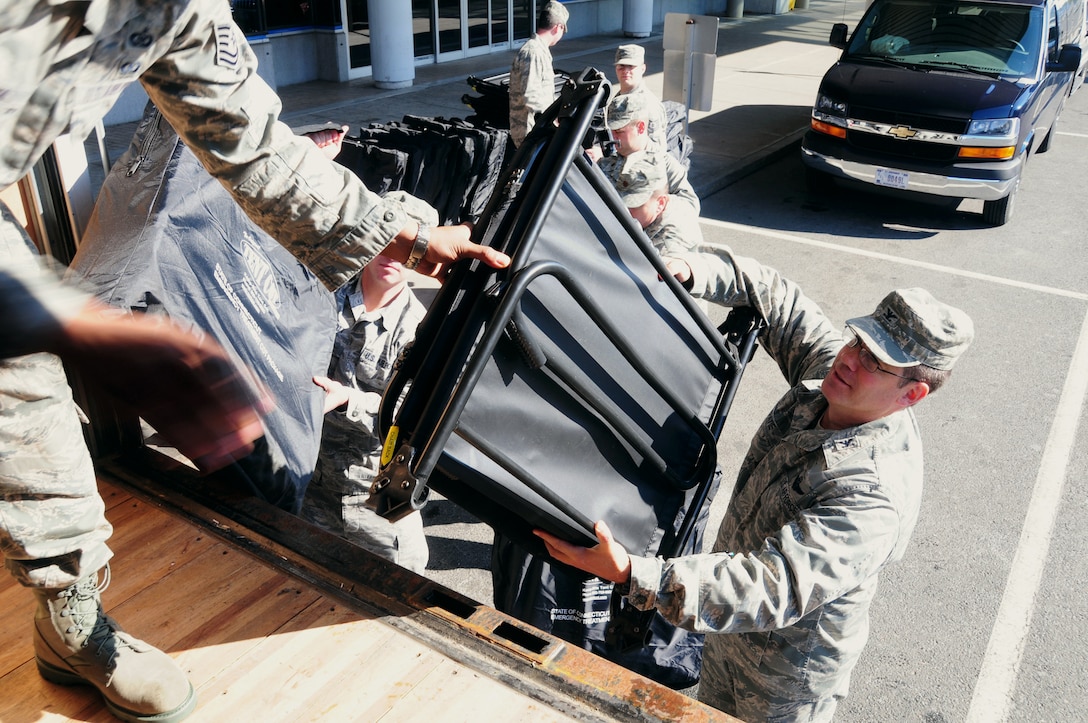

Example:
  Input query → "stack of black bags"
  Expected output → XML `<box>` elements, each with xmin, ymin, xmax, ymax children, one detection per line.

<box><xmin>335</xmin><ymin>115</ymin><xmax>510</xmax><ymax>225</ymax></box>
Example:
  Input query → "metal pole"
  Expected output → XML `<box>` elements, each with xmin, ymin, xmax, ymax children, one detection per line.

<box><xmin>684</xmin><ymin>19</ymin><xmax>695</xmax><ymax>137</ymax></box>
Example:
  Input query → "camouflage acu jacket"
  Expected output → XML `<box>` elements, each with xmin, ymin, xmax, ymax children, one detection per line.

<box><xmin>508</xmin><ymin>34</ymin><xmax>554</xmax><ymax>147</ymax></box>
<box><xmin>627</xmin><ymin>247</ymin><xmax>924</xmax><ymax>720</ymax></box>
<box><xmin>0</xmin><ymin>0</ymin><xmax>411</xmax><ymax>321</ymax></box>
<box><xmin>315</xmin><ymin>279</ymin><xmax>425</xmax><ymax>493</ymax></box>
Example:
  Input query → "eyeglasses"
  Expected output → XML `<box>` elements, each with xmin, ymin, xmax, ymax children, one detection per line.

<box><xmin>843</xmin><ymin>327</ymin><xmax>915</xmax><ymax>380</ymax></box>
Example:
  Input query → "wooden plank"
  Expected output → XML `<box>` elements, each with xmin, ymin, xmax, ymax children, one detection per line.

<box><xmin>96</xmin><ymin>453</ymin><xmax>737</xmax><ymax>723</ymax></box>
<box><xmin>0</xmin><ymin>476</ymin><xmax>593</xmax><ymax>722</ymax></box>
<box><xmin>0</xmin><ymin>660</ymin><xmax>113</xmax><ymax>723</ymax></box>
<box><xmin>0</xmin><ymin>582</ymin><xmax>37</xmax><ymax>681</ymax></box>
<box><xmin>388</xmin><ymin>658</ymin><xmax>580</xmax><ymax>723</ymax></box>
<box><xmin>94</xmin><ymin>489</ymin><xmax>221</xmax><ymax>606</ymax></box>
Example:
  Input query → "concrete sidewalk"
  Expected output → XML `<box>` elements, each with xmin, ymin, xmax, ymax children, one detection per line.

<box><xmin>275</xmin><ymin>0</ymin><xmax>867</xmax><ymax>199</ymax></box>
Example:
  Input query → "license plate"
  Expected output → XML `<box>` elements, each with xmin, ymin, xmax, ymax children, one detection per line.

<box><xmin>874</xmin><ymin>168</ymin><xmax>909</xmax><ymax>190</ymax></box>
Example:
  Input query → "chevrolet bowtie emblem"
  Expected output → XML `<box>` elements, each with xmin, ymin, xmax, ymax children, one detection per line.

<box><xmin>888</xmin><ymin>125</ymin><xmax>917</xmax><ymax>139</ymax></box>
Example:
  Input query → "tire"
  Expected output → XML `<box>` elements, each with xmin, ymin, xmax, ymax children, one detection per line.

<box><xmin>982</xmin><ymin>190</ymin><xmax>1015</xmax><ymax>225</ymax></box>
<box><xmin>1039</xmin><ymin>98</ymin><xmax>1067</xmax><ymax>153</ymax></box>
<box><xmin>1037</xmin><ymin>127</ymin><xmax>1053</xmax><ymax>153</ymax></box>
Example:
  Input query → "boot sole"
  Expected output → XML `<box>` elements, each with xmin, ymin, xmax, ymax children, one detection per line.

<box><xmin>37</xmin><ymin>656</ymin><xmax>198</xmax><ymax>723</ymax></box>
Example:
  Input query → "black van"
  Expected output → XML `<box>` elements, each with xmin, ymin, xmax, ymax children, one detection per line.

<box><xmin>801</xmin><ymin>0</ymin><xmax>1084</xmax><ymax>225</ymax></box>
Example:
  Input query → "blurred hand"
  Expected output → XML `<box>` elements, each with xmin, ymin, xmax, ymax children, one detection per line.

<box><xmin>534</xmin><ymin>520</ymin><xmax>632</xmax><ymax>584</ymax></box>
<box><xmin>52</xmin><ymin>303</ymin><xmax>272</xmax><ymax>472</ymax></box>
<box><xmin>312</xmin><ymin>375</ymin><xmax>350</xmax><ymax>413</ymax></box>
<box><xmin>584</xmin><ymin>144</ymin><xmax>604</xmax><ymax>163</ymax></box>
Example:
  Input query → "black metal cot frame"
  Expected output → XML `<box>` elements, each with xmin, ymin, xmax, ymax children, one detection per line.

<box><xmin>370</xmin><ymin>68</ymin><xmax>764</xmax><ymax>562</ymax></box>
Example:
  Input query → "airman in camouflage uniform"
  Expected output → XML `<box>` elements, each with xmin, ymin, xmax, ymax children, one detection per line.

<box><xmin>0</xmin><ymin>2</ymin><xmax>506</xmax><ymax>720</ymax></box>
<box><xmin>599</xmin><ymin>92</ymin><xmax>699</xmax><ymax>214</ymax></box>
<box><xmin>300</xmin><ymin>255</ymin><xmax>428</xmax><ymax>574</ymax></box>
<box><xmin>614</xmin><ymin>152</ymin><xmax>704</xmax><ymax>256</ymax></box>
<box><xmin>538</xmin><ymin>247</ymin><xmax>974</xmax><ymax>722</ymax></box>
<box><xmin>612</xmin><ymin>44</ymin><xmax>669</xmax><ymax>149</ymax></box>
<box><xmin>508</xmin><ymin>1</ymin><xmax>569</xmax><ymax>147</ymax></box>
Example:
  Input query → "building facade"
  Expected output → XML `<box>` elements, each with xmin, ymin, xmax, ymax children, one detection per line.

<box><xmin>103</xmin><ymin>0</ymin><xmax>728</xmax><ymax>124</ymax></box>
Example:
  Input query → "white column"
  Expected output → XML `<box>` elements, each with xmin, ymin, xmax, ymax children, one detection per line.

<box><xmin>368</xmin><ymin>0</ymin><xmax>415</xmax><ymax>89</ymax></box>
<box><xmin>623</xmin><ymin>0</ymin><xmax>654</xmax><ymax>38</ymax></box>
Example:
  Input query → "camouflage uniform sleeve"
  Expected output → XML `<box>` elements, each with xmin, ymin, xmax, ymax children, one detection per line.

<box><xmin>344</xmin><ymin>390</ymin><xmax>382</xmax><ymax>433</ymax></box>
<box><xmin>0</xmin><ymin>215</ymin><xmax>90</xmax><ymax>358</ymax></box>
<box><xmin>137</xmin><ymin>1</ymin><xmax>408</xmax><ymax>290</ymax></box>
<box><xmin>647</xmin><ymin>200</ymin><xmax>702</xmax><ymax>256</ymax></box>
<box><xmin>663</xmin><ymin>152</ymin><xmax>700</xmax><ymax>215</ymax></box>
<box><xmin>649</xmin><ymin>99</ymin><xmax>670</xmax><ymax>155</ymax></box>
<box><xmin>673</xmin><ymin>247</ymin><xmax>840</xmax><ymax>386</ymax></box>
<box><xmin>522</xmin><ymin>49</ymin><xmax>555</xmax><ymax>123</ymax></box>
<box><xmin>509</xmin><ymin>40</ymin><xmax>554</xmax><ymax>146</ymax></box>
<box><xmin>626</xmin><ymin>477</ymin><xmax>901</xmax><ymax>633</ymax></box>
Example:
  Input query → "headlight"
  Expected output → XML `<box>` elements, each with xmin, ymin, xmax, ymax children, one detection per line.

<box><xmin>815</xmin><ymin>94</ymin><xmax>848</xmax><ymax>117</ymax></box>
<box><xmin>966</xmin><ymin>118</ymin><xmax>1019</xmax><ymax>138</ymax></box>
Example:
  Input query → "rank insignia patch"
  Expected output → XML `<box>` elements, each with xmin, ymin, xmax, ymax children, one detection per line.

<box><xmin>215</xmin><ymin>24</ymin><xmax>240</xmax><ymax>68</ymax></box>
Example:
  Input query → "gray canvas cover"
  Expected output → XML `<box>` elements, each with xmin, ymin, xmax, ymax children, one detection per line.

<box><xmin>70</xmin><ymin>105</ymin><xmax>336</xmax><ymax>512</ymax></box>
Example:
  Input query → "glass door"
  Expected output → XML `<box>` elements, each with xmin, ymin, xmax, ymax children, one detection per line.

<box><xmin>415</xmin><ymin>0</ymin><xmax>524</xmax><ymax>63</ymax></box>
<box><xmin>512</xmin><ymin>0</ymin><xmax>533</xmax><ymax>43</ymax></box>
<box><xmin>467</xmin><ymin>0</ymin><xmax>491</xmax><ymax>52</ymax></box>
<box><xmin>346</xmin><ymin>0</ymin><xmax>371</xmax><ymax>71</ymax></box>
<box><xmin>412</xmin><ymin>0</ymin><xmax>436</xmax><ymax>58</ymax></box>
<box><xmin>436</xmin><ymin>0</ymin><xmax>462</xmax><ymax>58</ymax></box>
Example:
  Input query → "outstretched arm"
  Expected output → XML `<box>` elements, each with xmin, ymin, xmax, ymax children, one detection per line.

<box><xmin>383</xmin><ymin>221</ymin><xmax>509</xmax><ymax>280</ymax></box>
<box><xmin>50</xmin><ymin>302</ymin><xmax>272</xmax><ymax>472</ymax></box>
<box><xmin>534</xmin><ymin>521</ymin><xmax>632</xmax><ymax>584</ymax></box>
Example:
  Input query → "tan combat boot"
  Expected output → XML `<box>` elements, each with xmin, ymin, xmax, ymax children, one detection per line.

<box><xmin>33</xmin><ymin>567</ymin><xmax>196</xmax><ymax>722</ymax></box>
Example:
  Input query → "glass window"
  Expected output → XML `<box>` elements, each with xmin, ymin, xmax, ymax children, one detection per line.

<box><xmin>264</xmin><ymin>0</ymin><xmax>315</xmax><ymax>31</ymax></box>
<box><xmin>493</xmin><ymin>1</ymin><xmax>510</xmax><ymax>45</ymax></box>
<box><xmin>347</xmin><ymin>0</ymin><xmax>370</xmax><ymax>69</ymax></box>
<box><xmin>230</xmin><ymin>0</ymin><xmax>265</xmax><ymax>35</ymax></box>
<box><xmin>413</xmin><ymin>0</ymin><xmax>436</xmax><ymax>57</ymax></box>
<box><xmin>847</xmin><ymin>0</ymin><xmax>1043</xmax><ymax>78</ymax></box>
<box><xmin>468</xmin><ymin>0</ymin><xmax>490</xmax><ymax>48</ymax></box>
<box><xmin>1046</xmin><ymin>4</ymin><xmax>1059</xmax><ymax>58</ymax></box>
<box><xmin>312</xmin><ymin>0</ymin><xmax>340</xmax><ymax>27</ymax></box>
<box><xmin>438</xmin><ymin>0</ymin><xmax>462</xmax><ymax>54</ymax></box>
<box><xmin>513</xmin><ymin>0</ymin><xmax>534</xmax><ymax>41</ymax></box>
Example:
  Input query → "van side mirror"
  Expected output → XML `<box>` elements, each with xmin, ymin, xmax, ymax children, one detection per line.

<box><xmin>1046</xmin><ymin>44</ymin><xmax>1082</xmax><ymax>72</ymax></box>
<box><xmin>829</xmin><ymin>23</ymin><xmax>849</xmax><ymax>49</ymax></box>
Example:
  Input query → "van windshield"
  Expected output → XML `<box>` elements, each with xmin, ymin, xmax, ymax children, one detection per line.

<box><xmin>846</xmin><ymin>0</ymin><xmax>1045</xmax><ymax>79</ymax></box>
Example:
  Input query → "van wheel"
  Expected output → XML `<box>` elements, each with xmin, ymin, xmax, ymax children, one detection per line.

<box><xmin>982</xmin><ymin>191</ymin><xmax>1015</xmax><ymax>226</ymax></box>
<box><xmin>1037</xmin><ymin>128</ymin><xmax>1053</xmax><ymax>153</ymax></box>
<box><xmin>1039</xmin><ymin>101</ymin><xmax>1066</xmax><ymax>153</ymax></box>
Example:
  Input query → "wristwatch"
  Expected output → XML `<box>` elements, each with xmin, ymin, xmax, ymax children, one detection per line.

<box><xmin>404</xmin><ymin>223</ymin><xmax>431</xmax><ymax>270</ymax></box>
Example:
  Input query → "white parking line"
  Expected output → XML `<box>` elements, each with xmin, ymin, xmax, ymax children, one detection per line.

<box><xmin>699</xmin><ymin>217</ymin><xmax>1088</xmax><ymax>721</ymax></box>
<box><xmin>697</xmin><ymin>219</ymin><xmax>1088</xmax><ymax>300</ymax></box>
<box><xmin>964</xmin><ymin>308</ymin><xmax>1088</xmax><ymax>721</ymax></box>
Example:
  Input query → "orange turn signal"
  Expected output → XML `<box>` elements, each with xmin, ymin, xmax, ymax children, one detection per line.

<box><xmin>811</xmin><ymin>119</ymin><xmax>847</xmax><ymax>139</ymax></box>
<box><xmin>957</xmin><ymin>146</ymin><xmax>1015</xmax><ymax>160</ymax></box>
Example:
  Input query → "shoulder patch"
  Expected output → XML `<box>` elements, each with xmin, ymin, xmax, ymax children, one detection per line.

<box><xmin>215</xmin><ymin>24</ymin><xmax>240</xmax><ymax>68</ymax></box>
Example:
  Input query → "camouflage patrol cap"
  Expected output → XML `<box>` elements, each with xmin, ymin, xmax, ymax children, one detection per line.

<box><xmin>615</xmin><ymin>152</ymin><xmax>667</xmax><ymax>207</ymax></box>
<box><xmin>846</xmin><ymin>288</ymin><xmax>974</xmax><ymax>371</ymax></box>
<box><xmin>615</xmin><ymin>44</ymin><xmax>645</xmax><ymax>66</ymax></box>
<box><xmin>607</xmin><ymin>92</ymin><xmax>650</xmax><ymax>130</ymax></box>
<box><xmin>539</xmin><ymin>1</ymin><xmax>570</xmax><ymax>29</ymax></box>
